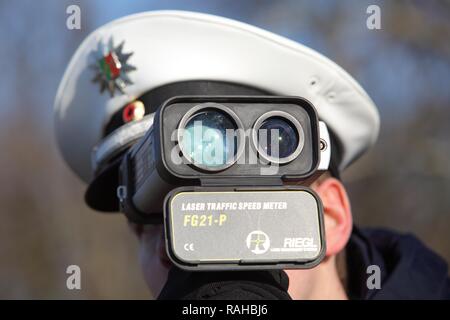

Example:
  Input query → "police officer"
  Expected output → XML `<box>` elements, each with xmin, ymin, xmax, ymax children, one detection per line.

<box><xmin>54</xmin><ymin>11</ymin><xmax>450</xmax><ymax>299</ymax></box>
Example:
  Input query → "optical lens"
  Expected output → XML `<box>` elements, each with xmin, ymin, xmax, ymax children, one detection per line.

<box><xmin>258</xmin><ymin>116</ymin><xmax>299</xmax><ymax>159</ymax></box>
<box><xmin>181</xmin><ymin>109</ymin><xmax>237</xmax><ymax>168</ymax></box>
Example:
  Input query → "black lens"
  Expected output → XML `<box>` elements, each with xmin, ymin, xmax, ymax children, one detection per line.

<box><xmin>181</xmin><ymin>109</ymin><xmax>237</xmax><ymax>168</ymax></box>
<box><xmin>258</xmin><ymin>116</ymin><xmax>299</xmax><ymax>159</ymax></box>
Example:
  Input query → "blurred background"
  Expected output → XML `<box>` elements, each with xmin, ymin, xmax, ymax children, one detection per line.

<box><xmin>0</xmin><ymin>0</ymin><xmax>449</xmax><ymax>299</ymax></box>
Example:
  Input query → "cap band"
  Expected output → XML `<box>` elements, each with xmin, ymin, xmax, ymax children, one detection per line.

<box><xmin>91</xmin><ymin>113</ymin><xmax>154</xmax><ymax>174</ymax></box>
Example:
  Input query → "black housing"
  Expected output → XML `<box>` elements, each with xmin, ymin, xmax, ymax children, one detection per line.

<box><xmin>156</xmin><ymin>96</ymin><xmax>320</xmax><ymax>180</ymax></box>
<box><xmin>119</xmin><ymin>96</ymin><xmax>321</xmax><ymax>222</ymax></box>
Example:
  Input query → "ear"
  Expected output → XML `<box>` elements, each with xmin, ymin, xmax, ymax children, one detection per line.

<box><xmin>313</xmin><ymin>177</ymin><xmax>352</xmax><ymax>256</ymax></box>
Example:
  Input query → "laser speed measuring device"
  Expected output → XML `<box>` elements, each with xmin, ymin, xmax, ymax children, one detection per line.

<box><xmin>116</xmin><ymin>96</ymin><xmax>331</xmax><ymax>270</ymax></box>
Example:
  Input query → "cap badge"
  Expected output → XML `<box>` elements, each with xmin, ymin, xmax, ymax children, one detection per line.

<box><xmin>90</xmin><ymin>38</ymin><xmax>136</xmax><ymax>97</ymax></box>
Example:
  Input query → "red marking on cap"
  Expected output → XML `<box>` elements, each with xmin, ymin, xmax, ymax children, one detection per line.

<box><xmin>123</xmin><ymin>103</ymin><xmax>136</xmax><ymax>123</ymax></box>
<box><xmin>104</xmin><ymin>52</ymin><xmax>121</xmax><ymax>79</ymax></box>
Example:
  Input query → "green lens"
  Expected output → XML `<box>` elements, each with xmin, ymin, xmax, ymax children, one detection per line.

<box><xmin>181</xmin><ymin>109</ymin><xmax>237</xmax><ymax>168</ymax></box>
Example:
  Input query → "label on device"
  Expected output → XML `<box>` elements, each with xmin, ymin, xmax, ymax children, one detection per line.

<box><xmin>164</xmin><ymin>187</ymin><xmax>325</xmax><ymax>270</ymax></box>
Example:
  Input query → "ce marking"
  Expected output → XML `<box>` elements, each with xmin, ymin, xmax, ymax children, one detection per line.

<box><xmin>184</xmin><ymin>243</ymin><xmax>195</xmax><ymax>251</ymax></box>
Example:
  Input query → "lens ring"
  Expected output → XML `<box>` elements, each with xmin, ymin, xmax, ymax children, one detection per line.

<box><xmin>252</xmin><ymin>111</ymin><xmax>305</xmax><ymax>164</ymax></box>
<box><xmin>177</xmin><ymin>102</ymin><xmax>244</xmax><ymax>171</ymax></box>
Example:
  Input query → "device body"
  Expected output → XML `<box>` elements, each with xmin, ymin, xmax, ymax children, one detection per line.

<box><xmin>117</xmin><ymin>96</ymin><xmax>330</xmax><ymax>270</ymax></box>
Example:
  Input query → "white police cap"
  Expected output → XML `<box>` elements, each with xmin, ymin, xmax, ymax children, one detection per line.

<box><xmin>54</xmin><ymin>10</ymin><xmax>379</xmax><ymax>183</ymax></box>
